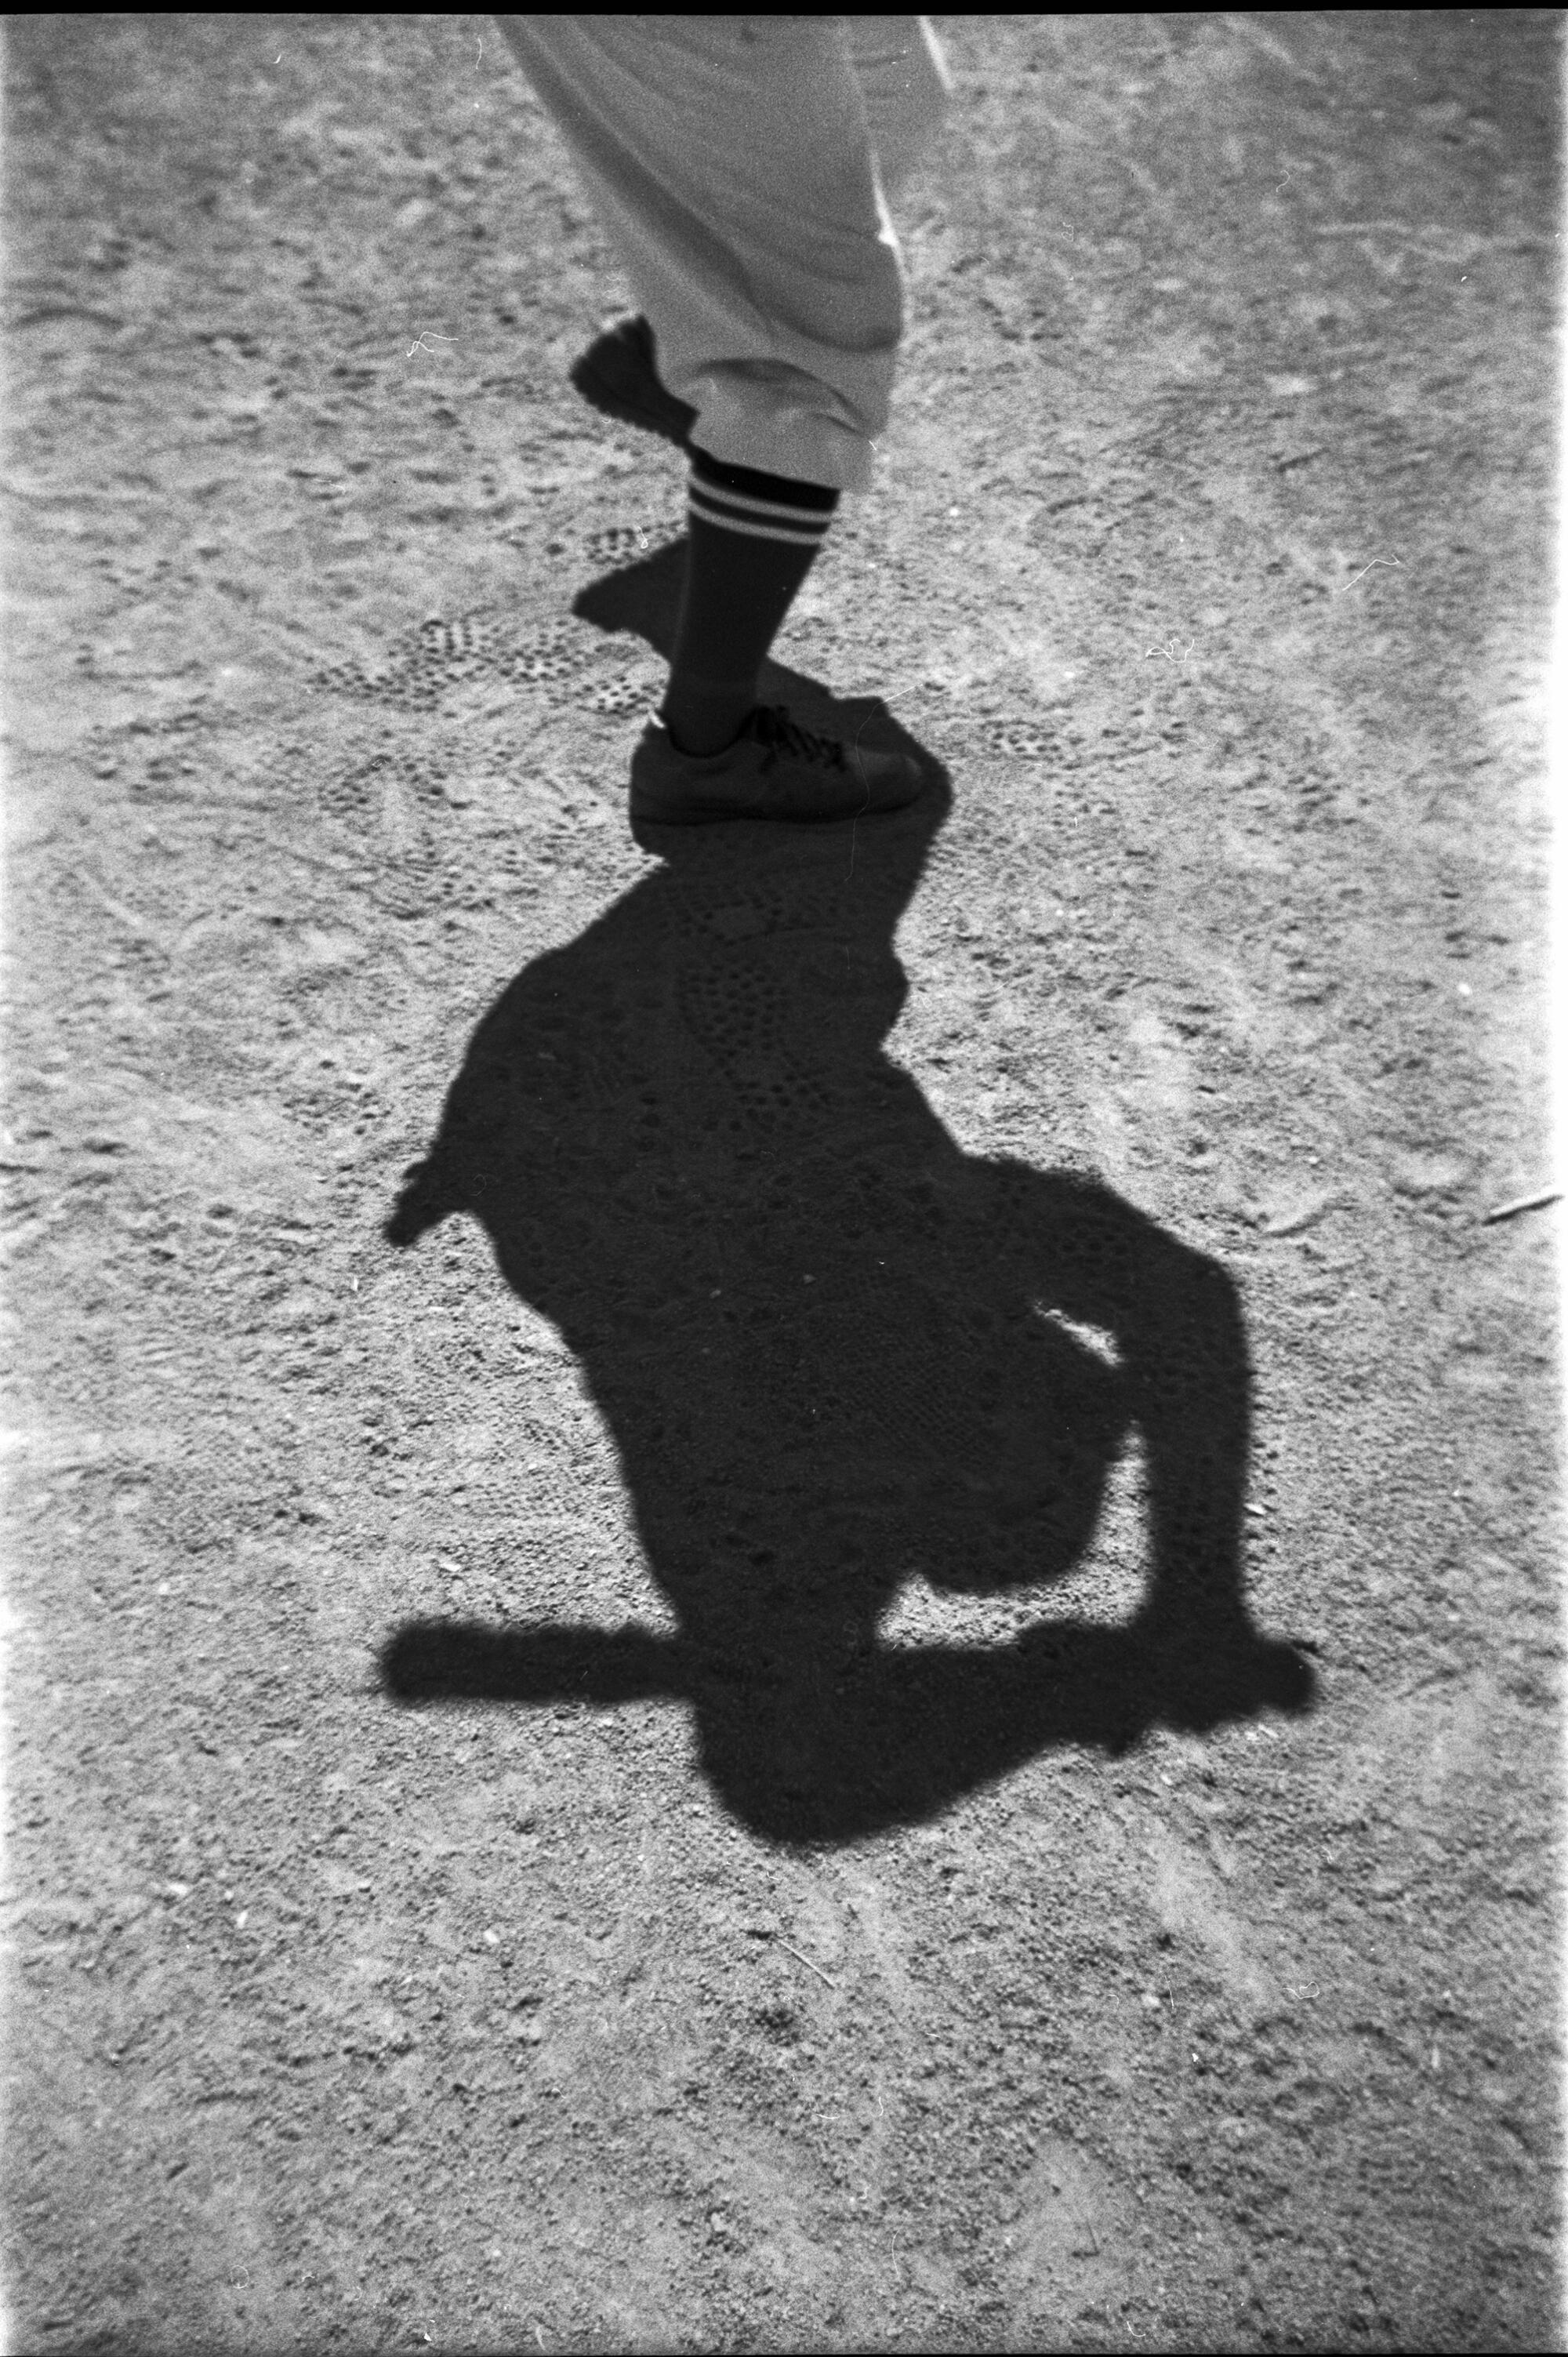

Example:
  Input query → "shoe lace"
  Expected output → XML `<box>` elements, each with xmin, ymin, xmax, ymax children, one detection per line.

<box><xmin>748</xmin><ymin>704</ymin><xmax>848</xmax><ymax>772</ymax></box>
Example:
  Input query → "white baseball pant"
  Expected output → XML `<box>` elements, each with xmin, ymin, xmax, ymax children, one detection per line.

<box><xmin>495</xmin><ymin>14</ymin><xmax>951</xmax><ymax>489</ymax></box>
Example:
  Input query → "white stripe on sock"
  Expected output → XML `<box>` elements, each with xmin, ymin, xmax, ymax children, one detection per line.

<box><xmin>687</xmin><ymin>496</ymin><xmax>828</xmax><ymax>548</ymax></box>
<box><xmin>688</xmin><ymin>480</ymin><xmax>833</xmax><ymax>532</ymax></box>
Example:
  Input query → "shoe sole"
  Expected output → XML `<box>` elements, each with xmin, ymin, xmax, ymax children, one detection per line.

<box><xmin>629</xmin><ymin>775</ymin><xmax>925</xmax><ymax>828</ymax></box>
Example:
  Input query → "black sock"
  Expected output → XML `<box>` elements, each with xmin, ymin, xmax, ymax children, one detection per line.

<box><xmin>662</xmin><ymin>449</ymin><xmax>839</xmax><ymax>757</ymax></box>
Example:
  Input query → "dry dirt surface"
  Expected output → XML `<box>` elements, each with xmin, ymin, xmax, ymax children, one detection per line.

<box><xmin>3</xmin><ymin>12</ymin><xmax>1561</xmax><ymax>2353</ymax></box>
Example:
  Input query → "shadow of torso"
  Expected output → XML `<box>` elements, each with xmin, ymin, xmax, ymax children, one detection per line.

<box><xmin>384</xmin><ymin>750</ymin><xmax>1310</xmax><ymax>1841</ymax></box>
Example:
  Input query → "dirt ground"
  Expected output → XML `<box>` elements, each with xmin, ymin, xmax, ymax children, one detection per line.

<box><xmin>3</xmin><ymin>11</ymin><xmax>1561</xmax><ymax>2352</ymax></box>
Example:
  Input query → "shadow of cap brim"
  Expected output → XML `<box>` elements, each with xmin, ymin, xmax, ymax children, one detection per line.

<box><xmin>383</xmin><ymin>1160</ymin><xmax>462</xmax><ymax>1247</ymax></box>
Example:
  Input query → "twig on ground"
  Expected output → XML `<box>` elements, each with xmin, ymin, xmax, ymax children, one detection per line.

<box><xmin>779</xmin><ymin>1940</ymin><xmax>837</xmax><ymax>1990</ymax></box>
<box><xmin>1483</xmin><ymin>1188</ymin><xmax>1562</xmax><ymax>1225</ymax></box>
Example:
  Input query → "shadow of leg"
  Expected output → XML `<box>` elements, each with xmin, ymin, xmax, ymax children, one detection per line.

<box><xmin>572</xmin><ymin>538</ymin><xmax>687</xmax><ymax>661</ymax></box>
<box><xmin>572</xmin><ymin>537</ymin><xmax>927</xmax><ymax>760</ymax></box>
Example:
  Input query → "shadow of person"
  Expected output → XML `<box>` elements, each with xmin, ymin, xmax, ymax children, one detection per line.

<box><xmin>378</xmin><ymin>544</ymin><xmax>1315</xmax><ymax>1843</ymax></box>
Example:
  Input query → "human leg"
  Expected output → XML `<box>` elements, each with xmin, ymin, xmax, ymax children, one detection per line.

<box><xmin>495</xmin><ymin>14</ymin><xmax>901</xmax><ymax>488</ymax></box>
<box><xmin>637</xmin><ymin>440</ymin><xmax>924</xmax><ymax>819</ymax></box>
<box><xmin>661</xmin><ymin>449</ymin><xmax>837</xmax><ymax>755</ymax></box>
<box><xmin>560</xmin><ymin>18</ymin><xmax>947</xmax><ymax>456</ymax></box>
<box><xmin>497</xmin><ymin>14</ymin><xmax>924</xmax><ymax>819</ymax></box>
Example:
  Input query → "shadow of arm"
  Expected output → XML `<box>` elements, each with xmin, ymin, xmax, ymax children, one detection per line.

<box><xmin>1029</xmin><ymin>1177</ymin><xmax>1248</xmax><ymax>1620</ymax></box>
<box><xmin>1022</xmin><ymin>1171</ymin><xmax>1313</xmax><ymax>1718</ymax></box>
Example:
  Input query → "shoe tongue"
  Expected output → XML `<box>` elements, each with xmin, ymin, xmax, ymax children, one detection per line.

<box><xmin>755</xmin><ymin>704</ymin><xmax>842</xmax><ymax>766</ymax></box>
<box><xmin>774</xmin><ymin>709</ymin><xmax>821</xmax><ymax>755</ymax></box>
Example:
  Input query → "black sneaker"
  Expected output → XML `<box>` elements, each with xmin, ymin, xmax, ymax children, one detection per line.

<box><xmin>630</xmin><ymin>703</ymin><xmax>927</xmax><ymax>826</ymax></box>
<box><xmin>569</xmin><ymin>313</ymin><xmax>696</xmax><ymax>452</ymax></box>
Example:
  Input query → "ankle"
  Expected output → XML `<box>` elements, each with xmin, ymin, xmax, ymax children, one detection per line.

<box><xmin>661</xmin><ymin>681</ymin><xmax>754</xmax><ymax>758</ymax></box>
<box><xmin>665</xmin><ymin>718</ymin><xmax>744</xmax><ymax>758</ymax></box>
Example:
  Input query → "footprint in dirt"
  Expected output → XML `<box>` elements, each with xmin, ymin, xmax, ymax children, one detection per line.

<box><xmin>378</xmin><ymin>543</ymin><xmax>1315</xmax><ymax>1843</ymax></box>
